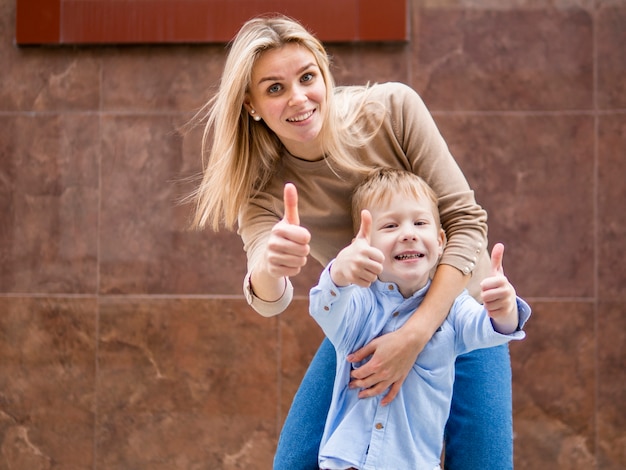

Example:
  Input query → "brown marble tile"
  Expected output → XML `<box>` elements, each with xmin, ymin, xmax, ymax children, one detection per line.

<box><xmin>510</xmin><ymin>300</ymin><xmax>596</xmax><ymax>469</ymax></box>
<box><xmin>597</xmin><ymin>3</ymin><xmax>626</xmax><ymax>109</ymax></box>
<box><xmin>434</xmin><ymin>114</ymin><xmax>595</xmax><ymax>298</ymax></box>
<box><xmin>0</xmin><ymin>1</ymin><xmax>100</xmax><ymax>112</ymax></box>
<box><xmin>0</xmin><ymin>296</ymin><xmax>97</xmax><ymax>469</ymax></box>
<box><xmin>412</xmin><ymin>8</ymin><xmax>593</xmax><ymax>110</ymax></box>
<box><xmin>98</xmin><ymin>115</ymin><xmax>247</xmax><ymax>295</ymax></box>
<box><xmin>416</xmin><ymin>0</ymin><xmax>595</xmax><ymax>6</ymax></box>
<box><xmin>598</xmin><ymin>114</ymin><xmax>626</xmax><ymax>300</ymax></box>
<box><xmin>0</xmin><ymin>114</ymin><xmax>99</xmax><ymax>294</ymax></box>
<box><xmin>101</xmin><ymin>45</ymin><xmax>226</xmax><ymax>113</ymax></box>
<box><xmin>327</xmin><ymin>43</ymin><xmax>410</xmax><ymax>86</ymax></box>
<box><xmin>597</xmin><ymin>301</ymin><xmax>626</xmax><ymax>469</ymax></box>
<box><xmin>97</xmin><ymin>297</ymin><xmax>278</xmax><ymax>469</ymax></box>
<box><xmin>0</xmin><ymin>48</ymin><xmax>101</xmax><ymax>112</ymax></box>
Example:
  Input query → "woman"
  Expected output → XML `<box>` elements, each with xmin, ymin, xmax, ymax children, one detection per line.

<box><xmin>191</xmin><ymin>14</ymin><xmax>513</xmax><ymax>470</ymax></box>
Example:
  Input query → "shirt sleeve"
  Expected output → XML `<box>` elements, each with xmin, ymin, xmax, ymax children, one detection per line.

<box><xmin>309</xmin><ymin>262</ymin><xmax>366</xmax><ymax>353</ymax></box>
<box><xmin>450</xmin><ymin>291</ymin><xmax>531</xmax><ymax>355</ymax></box>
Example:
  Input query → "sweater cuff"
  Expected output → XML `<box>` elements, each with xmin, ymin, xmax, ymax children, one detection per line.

<box><xmin>243</xmin><ymin>271</ymin><xmax>293</xmax><ymax>317</ymax></box>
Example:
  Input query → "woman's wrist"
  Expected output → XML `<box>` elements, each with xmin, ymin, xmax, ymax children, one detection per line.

<box><xmin>249</xmin><ymin>266</ymin><xmax>287</xmax><ymax>302</ymax></box>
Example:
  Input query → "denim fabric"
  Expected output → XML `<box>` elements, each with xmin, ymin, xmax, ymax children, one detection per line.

<box><xmin>274</xmin><ymin>338</ymin><xmax>336</xmax><ymax>470</ymax></box>
<box><xmin>273</xmin><ymin>340</ymin><xmax>513</xmax><ymax>470</ymax></box>
<box><xmin>444</xmin><ymin>344</ymin><xmax>513</xmax><ymax>470</ymax></box>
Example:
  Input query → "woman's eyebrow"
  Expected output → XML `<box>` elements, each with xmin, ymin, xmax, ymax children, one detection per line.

<box><xmin>256</xmin><ymin>62</ymin><xmax>317</xmax><ymax>87</ymax></box>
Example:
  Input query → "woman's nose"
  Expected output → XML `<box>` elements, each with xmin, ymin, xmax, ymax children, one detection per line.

<box><xmin>288</xmin><ymin>86</ymin><xmax>307</xmax><ymax>106</ymax></box>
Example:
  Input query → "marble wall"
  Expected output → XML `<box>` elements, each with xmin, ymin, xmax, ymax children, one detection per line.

<box><xmin>1</xmin><ymin>0</ymin><xmax>624</xmax><ymax>468</ymax></box>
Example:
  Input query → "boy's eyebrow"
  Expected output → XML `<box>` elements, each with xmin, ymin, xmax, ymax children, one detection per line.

<box><xmin>256</xmin><ymin>62</ymin><xmax>317</xmax><ymax>86</ymax></box>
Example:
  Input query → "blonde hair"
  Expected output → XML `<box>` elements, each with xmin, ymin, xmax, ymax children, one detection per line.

<box><xmin>190</xmin><ymin>14</ymin><xmax>381</xmax><ymax>230</ymax></box>
<box><xmin>351</xmin><ymin>168</ymin><xmax>441</xmax><ymax>233</ymax></box>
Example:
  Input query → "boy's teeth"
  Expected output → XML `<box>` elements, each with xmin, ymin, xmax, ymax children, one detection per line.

<box><xmin>395</xmin><ymin>253</ymin><xmax>423</xmax><ymax>260</ymax></box>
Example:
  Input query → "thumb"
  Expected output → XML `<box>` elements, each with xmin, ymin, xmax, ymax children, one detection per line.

<box><xmin>490</xmin><ymin>242</ymin><xmax>505</xmax><ymax>276</ymax></box>
<box><xmin>283</xmin><ymin>183</ymin><xmax>300</xmax><ymax>225</ymax></box>
<box><xmin>355</xmin><ymin>210</ymin><xmax>372</xmax><ymax>244</ymax></box>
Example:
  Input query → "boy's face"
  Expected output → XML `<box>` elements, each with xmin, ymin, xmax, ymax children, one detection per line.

<box><xmin>368</xmin><ymin>193</ymin><xmax>445</xmax><ymax>297</ymax></box>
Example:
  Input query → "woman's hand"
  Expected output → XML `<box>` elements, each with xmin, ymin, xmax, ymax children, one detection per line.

<box><xmin>263</xmin><ymin>183</ymin><xmax>311</xmax><ymax>278</ymax></box>
<box><xmin>347</xmin><ymin>327</ymin><xmax>430</xmax><ymax>405</ymax></box>
<box><xmin>251</xmin><ymin>183</ymin><xmax>310</xmax><ymax>301</ymax></box>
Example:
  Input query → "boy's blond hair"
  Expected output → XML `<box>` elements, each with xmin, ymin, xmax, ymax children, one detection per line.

<box><xmin>351</xmin><ymin>167</ymin><xmax>441</xmax><ymax>233</ymax></box>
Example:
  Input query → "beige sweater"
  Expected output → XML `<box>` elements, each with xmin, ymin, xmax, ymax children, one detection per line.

<box><xmin>238</xmin><ymin>82</ymin><xmax>490</xmax><ymax>316</ymax></box>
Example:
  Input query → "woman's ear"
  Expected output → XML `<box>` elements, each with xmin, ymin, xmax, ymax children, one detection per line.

<box><xmin>243</xmin><ymin>94</ymin><xmax>254</xmax><ymax>114</ymax></box>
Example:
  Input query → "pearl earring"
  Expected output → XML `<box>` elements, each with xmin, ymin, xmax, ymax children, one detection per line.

<box><xmin>250</xmin><ymin>109</ymin><xmax>261</xmax><ymax>121</ymax></box>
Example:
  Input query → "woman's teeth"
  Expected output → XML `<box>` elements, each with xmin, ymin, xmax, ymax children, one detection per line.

<box><xmin>287</xmin><ymin>110</ymin><xmax>313</xmax><ymax>122</ymax></box>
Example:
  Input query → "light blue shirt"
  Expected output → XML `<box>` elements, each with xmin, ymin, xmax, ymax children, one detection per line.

<box><xmin>310</xmin><ymin>262</ymin><xmax>531</xmax><ymax>470</ymax></box>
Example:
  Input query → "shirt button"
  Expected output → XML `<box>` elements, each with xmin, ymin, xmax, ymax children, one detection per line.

<box><xmin>324</xmin><ymin>306</ymin><xmax>330</xmax><ymax>311</ymax></box>
<box><xmin>463</xmin><ymin>267</ymin><xmax>470</xmax><ymax>274</ymax></box>
<box><xmin>387</xmin><ymin>285</ymin><xmax>394</xmax><ymax>291</ymax></box>
<box><xmin>392</xmin><ymin>311</ymin><xmax>399</xmax><ymax>317</ymax></box>
<box><xmin>375</xmin><ymin>423</ymin><xmax>384</xmax><ymax>430</ymax></box>
<box><xmin>330</xmin><ymin>290</ymin><xmax>337</xmax><ymax>297</ymax></box>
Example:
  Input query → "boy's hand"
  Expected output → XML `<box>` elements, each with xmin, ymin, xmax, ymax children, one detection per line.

<box><xmin>331</xmin><ymin>210</ymin><xmax>383</xmax><ymax>287</ymax></box>
<box><xmin>481</xmin><ymin>243</ymin><xmax>518</xmax><ymax>334</ymax></box>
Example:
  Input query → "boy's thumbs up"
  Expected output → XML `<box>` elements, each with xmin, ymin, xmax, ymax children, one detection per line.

<box><xmin>490</xmin><ymin>242</ymin><xmax>505</xmax><ymax>276</ymax></box>
<box><xmin>355</xmin><ymin>210</ymin><xmax>372</xmax><ymax>244</ymax></box>
<box><xmin>283</xmin><ymin>183</ymin><xmax>300</xmax><ymax>225</ymax></box>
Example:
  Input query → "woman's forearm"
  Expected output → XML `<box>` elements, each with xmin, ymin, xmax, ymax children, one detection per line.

<box><xmin>245</xmin><ymin>267</ymin><xmax>294</xmax><ymax>317</ymax></box>
<box><xmin>402</xmin><ymin>264</ymin><xmax>470</xmax><ymax>339</ymax></box>
<box><xmin>250</xmin><ymin>267</ymin><xmax>287</xmax><ymax>302</ymax></box>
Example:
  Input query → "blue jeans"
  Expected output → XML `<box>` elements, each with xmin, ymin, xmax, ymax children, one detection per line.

<box><xmin>273</xmin><ymin>338</ymin><xmax>513</xmax><ymax>470</ymax></box>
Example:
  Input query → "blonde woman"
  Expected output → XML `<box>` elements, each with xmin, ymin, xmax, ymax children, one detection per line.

<box><xmin>192</xmin><ymin>15</ymin><xmax>513</xmax><ymax>470</ymax></box>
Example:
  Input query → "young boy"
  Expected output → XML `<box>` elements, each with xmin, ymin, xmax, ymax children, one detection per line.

<box><xmin>309</xmin><ymin>168</ymin><xmax>531</xmax><ymax>470</ymax></box>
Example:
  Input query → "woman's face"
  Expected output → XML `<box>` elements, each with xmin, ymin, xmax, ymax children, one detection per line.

<box><xmin>245</xmin><ymin>43</ymin><xmax>327</xmax><ymax>161</ymax></box>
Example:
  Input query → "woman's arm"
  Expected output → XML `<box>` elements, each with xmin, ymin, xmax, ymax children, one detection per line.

<box><xmin>348</xmin><ymin>264</ymin><xmax>468</xmax><ymax>404</ymax></box>
<box><xmin>347</xmin><ymin>83</ymin><xmax>488</xmax><ymax>404</ymax></box>
<box><xmin>243</xmin><ymin>184</ymin><xmax>311</xmax><ymax>315</ymax></box>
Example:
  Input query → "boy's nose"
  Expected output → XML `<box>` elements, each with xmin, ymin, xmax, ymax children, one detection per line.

<box><xmin>401</xmin><ymin>225</ymin><xmax>418</xmax><ymax>241</ymax></box>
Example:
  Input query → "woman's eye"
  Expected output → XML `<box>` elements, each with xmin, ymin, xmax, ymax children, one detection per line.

<box><xmin>268</xmin><ymin>83</ymin><xmax>282</xmax><ymax>94</ymax></box>
<box><xmin>301</xmin><ymin>72</ymin><xmax>314</xmax><ymax>83</ymax></box>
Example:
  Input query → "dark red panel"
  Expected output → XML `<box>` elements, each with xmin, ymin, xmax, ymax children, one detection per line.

<box><xmin>16</xmin><ymin>0</ymin><xmax>408</xmax><ymax>45</ymax></box>
<box><xmin>15</xmin><ymin>0</ymin><xmax>61</xmax><ymax>44</ymax></box>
